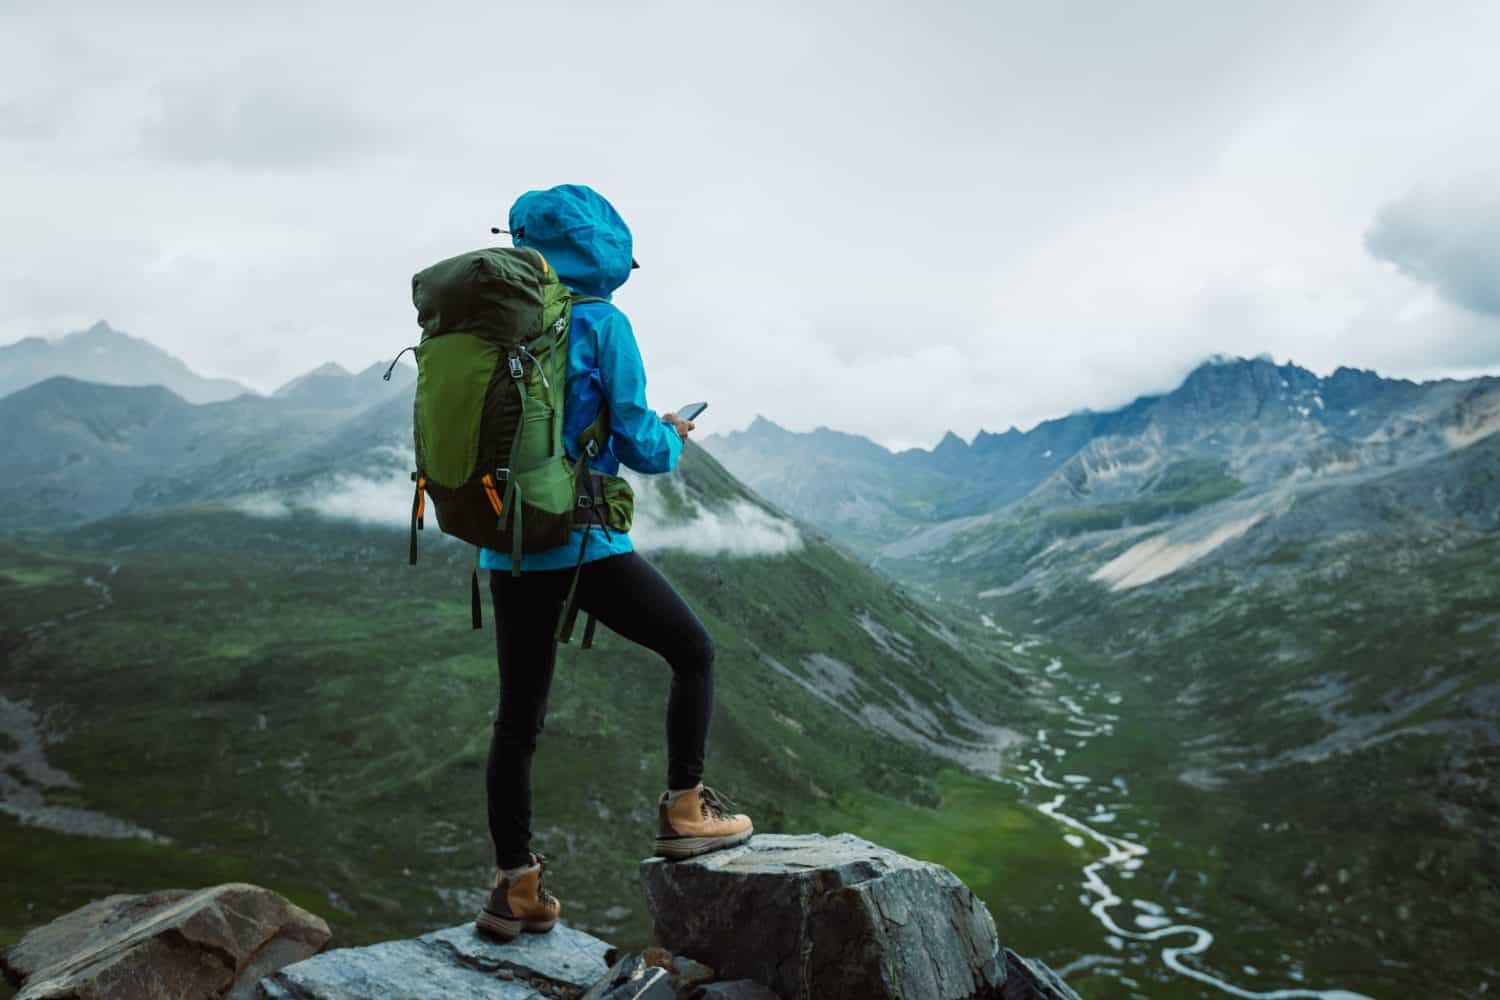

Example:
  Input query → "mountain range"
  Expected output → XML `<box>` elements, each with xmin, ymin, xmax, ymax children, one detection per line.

<box><xmin>0</xmin><ymin>321</ymin><xmax>419</xmax><ymax>410</ymax></box>
<box><xmin>705</xmin><ymin>356</ymin><xmax>1500</xmax><ymax>576</ymax></box>
<box><xmin>704</xmin><ymin>354</ymin><xmax>1500</xmax><ymax>996</ymax></box>
<box><xmin>3</xmin><ymin>330</ymin><xmax>1497</xmax><ymax>997</ymax></box>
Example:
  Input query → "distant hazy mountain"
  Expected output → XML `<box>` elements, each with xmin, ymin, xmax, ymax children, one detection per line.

<box><xmin>0</xmin><ymin>356</ymin><xmax>416</xmax><ymax>527</ymax></box>
<box><xmin>272</xmin><ymin>360</ymin><xmax>415</xmax><ymax>408</ymax></box>
<box><xmin>0</xmin><ymin>321</ymin><xmax>254</xmax><ymax>403</ymax></box>
<box><xmin>697</xmin><ymin>417</ymin><xmax>954</xmax><ymax>551</ymax></box>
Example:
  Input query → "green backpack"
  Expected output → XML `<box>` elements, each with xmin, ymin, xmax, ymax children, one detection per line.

<box><xmin>386</xmin><ymin>246</ymin><xmax>634</xmax><ymax>643</ymax></box>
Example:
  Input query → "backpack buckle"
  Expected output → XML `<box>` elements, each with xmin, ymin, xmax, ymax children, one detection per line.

<box><xmin>508</xmin><ymin>355</ymin><xmax>524</xmax><ymax>379</ymax></box>
<box><xmin>493</xmin><ymin>467</ymin><xmax>510</xmax><ymax>483</ymax></box>
<box><xmin>584</xmin><ymin>439</ymin><xmax>600</xmax><ymax>459</ymax></box>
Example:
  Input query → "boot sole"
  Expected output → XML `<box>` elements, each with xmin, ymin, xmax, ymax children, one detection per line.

<box><xmin>475</xmin><ymin>908</ymin><xmax>557</xmax><ymax>940</ymax></box>
<box><xmin>654</xmin><ymin>826</ymin><xmax>753</xmax><ymax>860</ymax></box>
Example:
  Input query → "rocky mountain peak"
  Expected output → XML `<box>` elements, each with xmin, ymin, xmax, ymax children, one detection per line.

<box><xmin>745</xmin><ymin>414</ymin><xmax>789</xmax><ymax>435</ymax></box>
<box><xmin>273</xmin><ymin>363</ymin><xmax>351</xmax><ymax>397</ymax></box>
<box><xmin>0</xmin><ymin>321</ymin><xmax>253</xmax><ymax>404</ymax></box>
<box><xmin>934</xmin><ymin>429</ymin><xmax>969</xmax><ymax>454</ymax></box>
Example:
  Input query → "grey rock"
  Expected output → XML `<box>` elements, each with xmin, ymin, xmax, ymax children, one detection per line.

<box><xmin>640</xmin><ymin>833</ymin><xmax>1004</xmax><ymax>1000</ymax></box>
<box><xmin>999</xmin><ymin>949</ymin><xmax>1081</xmax><ymax>1000</ymax></box>
<box><xmin>691</xmin><ymin>982</ymin><xmax>783</xmax><ymax>1000</ymax></box>
<box><xmin>0</xmin><ymin>883</ymin><xmax>329</xmax><ymax>1000</ymax></box>
<box><xmin>579</xmin><ymin>953</ymin><xmax>674</xmax><ymax>1000</ymax></box>
<box><xmin>259</xmin><ymin>921</ymin><xmax>611</xmax><ymax>1000</ymax></box>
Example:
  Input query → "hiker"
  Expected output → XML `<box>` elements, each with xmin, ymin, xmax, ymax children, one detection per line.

<box><xmin>473</xmin><ymin>185</ymin><xmax>753</xmax><ymax>941</ymax></box>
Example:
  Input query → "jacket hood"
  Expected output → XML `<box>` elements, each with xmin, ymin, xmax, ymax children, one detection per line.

<box><xmin>508</xmin><ymin>184</ymin><xmax>634</xmax><ymax>300</ymax></box>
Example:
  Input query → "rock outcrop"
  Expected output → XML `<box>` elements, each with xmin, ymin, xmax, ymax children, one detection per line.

<box><xmin>2</xmin><ymin>838</ymin><xmax>1082</xmax><ymax>1000</ymax></box>
<box><xmin>258</xmin><ymin>922</ymin><xmax>611</xmax><ymax>999</ymax></box>
<box><xmin>640</xmin><ymin>832</ymin><xmax>1007</xmax><ymax>1000</ymax></box>
<box><xmin>0</xmin><ymin>883</ymin><xmax>329</xmax><ymax>1000</ymax></box>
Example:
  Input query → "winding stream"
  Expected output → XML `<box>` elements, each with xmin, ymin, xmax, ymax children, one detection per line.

<box><xmin>1005</xmin><ymin>643</ymin><xmax>1373</xmax><ymax>1000</ymax></box>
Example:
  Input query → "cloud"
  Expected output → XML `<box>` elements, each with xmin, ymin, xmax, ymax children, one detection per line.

<box><xmin>229</xmin><ymin>463</ymin><xmax>803</xmax><ymax>558</ymax></box>
<box><xmin>143</xmin><ymin>83</ymin><xmax>387</xmax><ymax>168</ymax></box>
<box><xmin>627</xmin><ymin>474</ymin><xmax>803</xmax><ymax>558</ymax></box>
<box><xmin>231</xmin><ymin>470</ymin><xmax>414</xmax><ymax>526</ymax></box>
<box><xmin>1364</xmin><ymin>173</ymin><xmax>1500</xmax><ymax>317</ymax></box>
<box><xmin>4</xmin><ymin>3</ymin><xmax>1500</xmax><ymax>447</ymax></box>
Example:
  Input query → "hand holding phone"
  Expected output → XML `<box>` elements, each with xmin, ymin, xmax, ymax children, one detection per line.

<box><xmin>665</xmin><ymin>402</ymin><xmax>706</xmax><ymax>441</ymax></box>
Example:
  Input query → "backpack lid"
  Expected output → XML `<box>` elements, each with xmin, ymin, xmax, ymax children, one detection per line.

<box><xmin>411</xmin><ymin>247</ymin><xmax>555</xmax><ymax>342</ymax></box>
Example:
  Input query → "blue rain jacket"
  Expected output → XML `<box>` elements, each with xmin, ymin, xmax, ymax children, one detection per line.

<box><xmin>480</xmin><ymin>185</ymin><xmax>681</xmax><ymax>573</ymax></box>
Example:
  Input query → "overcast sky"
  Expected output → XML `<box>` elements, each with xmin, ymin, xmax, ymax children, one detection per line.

<box><xmin>3</xmin><ymin>1</ymin><xmax>1498</xmax><ymax>449</ymax></box>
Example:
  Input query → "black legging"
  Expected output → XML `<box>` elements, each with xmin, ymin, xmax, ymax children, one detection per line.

<box><xmin>486</xmin><ymin>550</ymin><xmax>715</xmax><ymax>869</ymax></box>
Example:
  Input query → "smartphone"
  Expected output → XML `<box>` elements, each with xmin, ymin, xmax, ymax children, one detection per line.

<box><xmin>677</xmin><ymin>401</ymin><xmax>709</xmax><ymax>421</ymax></box>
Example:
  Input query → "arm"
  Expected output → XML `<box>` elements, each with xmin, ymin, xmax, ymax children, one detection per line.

<box><xmin>594</xmin><ymin>309</ymin><xmax>683</xmax><ymax>474</ymax></box>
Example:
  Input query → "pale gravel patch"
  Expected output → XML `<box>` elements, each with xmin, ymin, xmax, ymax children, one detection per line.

<box><xmin>1091</xmin><ymin>513</ymin><xmax>1267</xmax><ymax>590</ymax></box>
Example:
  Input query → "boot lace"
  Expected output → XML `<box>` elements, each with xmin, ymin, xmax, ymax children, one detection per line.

<box><xmin>532</xmin><ymin>852</ymin><xmax>557</xmax><ymax>904</ymax></box>
<box><xmin>699</xmin><ymin>786</ymin><xmax>738</xmax><ymax>821</ymax></box>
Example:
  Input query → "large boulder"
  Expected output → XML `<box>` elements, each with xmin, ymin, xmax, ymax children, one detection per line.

<box><xmin>0</xmin><ymin>883</ymin><xmax>330</xmax><ymax>1000</ymax></box>
<box><xmin>258</xmin><ymin>921</ymin><xmax>612</xmax><ymax>999</ymax></box>
<box><xmin>639</xmin><ymin>833</ymin><xmax>1005</xmax><ymax>1000</ymax></box>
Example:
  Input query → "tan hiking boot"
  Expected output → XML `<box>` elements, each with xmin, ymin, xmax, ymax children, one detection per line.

<box><xmin>475</xmin><ymin>852</ymin><xmax>560</xmax><ymax>940</ymax></box>
<box><xmin>654</xmin><ymin>784</ymin><xmax>754</xmax><ymax>859</ymax></box>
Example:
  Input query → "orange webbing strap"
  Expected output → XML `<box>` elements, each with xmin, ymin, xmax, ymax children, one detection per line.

<box><xmin>408</xmin><ymin>473</ymin><xmax>426</xmax><ymax>565</ymax></box>
<box><xmin>480</xmin><ymin>474</ymin><xmax>505</xmax><ymax>517</ymax></box>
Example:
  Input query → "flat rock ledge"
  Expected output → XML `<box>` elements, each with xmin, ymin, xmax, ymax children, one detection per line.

<box><xmin>258</xmin><ymin>921</ymin><xmax>612</xmax><ymax>1000</ymax></box>
<box><xmin>0</xmin><ymin>883</ymin><xmax>330</xmax><ymax>1000</ymax></box>
<box><xmin>642</xmin><ymin>832</ymin><xmax>1022</xmax><ymax>1000</ymax></box>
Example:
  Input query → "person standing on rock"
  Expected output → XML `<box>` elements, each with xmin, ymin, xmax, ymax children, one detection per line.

<box><xmin>475</xmin><ymin>185</ymin><xmax>753</xmax><ymax>942</ymax></box>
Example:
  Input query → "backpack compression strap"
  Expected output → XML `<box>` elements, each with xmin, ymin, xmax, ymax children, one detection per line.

<box><xmin>556</xmin><ymin>292</ymin><xmax>613</xmax><ymax>647</ymax></box>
